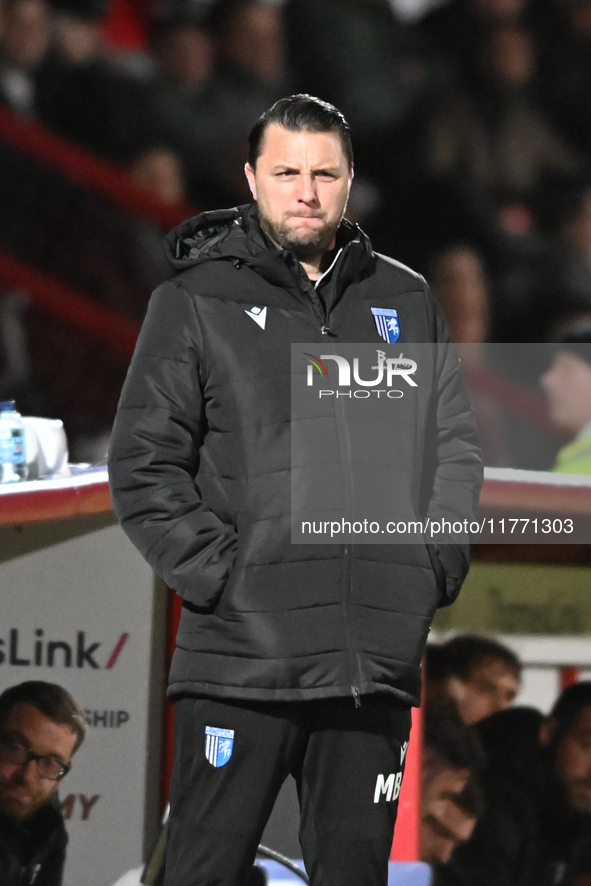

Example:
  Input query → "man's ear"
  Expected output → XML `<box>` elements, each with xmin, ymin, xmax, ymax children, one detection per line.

<box><xmin>245</xmin><ymin>163</ymin><xmax>257</xmax><ymax>200</ymax></box>
<box><xmin>540</xmin><ymin>716</ymin><xmax>558</xmax><ymax>747</ymax></box>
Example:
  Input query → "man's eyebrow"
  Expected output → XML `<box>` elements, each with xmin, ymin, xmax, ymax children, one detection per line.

<box><xmin>270</xmin><ymin>164</ymin><xmax>342</xmax><ymax>173</ymax></box>
<box><xmin>4</xmin><ymin>730</ymin><xmax>67</xmax><ymax>764</ymax></box>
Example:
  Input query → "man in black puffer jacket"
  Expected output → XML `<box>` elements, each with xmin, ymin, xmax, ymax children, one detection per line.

<box><xmin>108</xmin><ymin>94</ymin><xmax>482</xmax><ymax>886</ymax></box>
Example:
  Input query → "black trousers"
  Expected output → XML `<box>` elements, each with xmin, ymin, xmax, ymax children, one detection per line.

<box><xmin>163</xmin><ymin>694</ymin><xmax>412</xmax><ymax>886</ymax></box>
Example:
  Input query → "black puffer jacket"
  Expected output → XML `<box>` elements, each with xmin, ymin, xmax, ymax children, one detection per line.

<box><xmin>0</xmin><ymin>800</ymin><xmax>67</xmax><ymax>886</ymax></box>
<box><xmin>108</xmin><ymin>204</ymin><xmax>482</xmax><ymax>706</ymax></box>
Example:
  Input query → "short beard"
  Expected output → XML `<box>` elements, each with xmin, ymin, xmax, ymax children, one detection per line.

<box><xmin>259</xmin><ymin>212</ymin><xmax>340</xmax><ymax>259</ymax></box>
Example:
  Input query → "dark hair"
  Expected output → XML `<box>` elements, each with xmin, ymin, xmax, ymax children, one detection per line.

<box><xmin>48</xmin><ymin>0</ymin><xmax>107</xmax><ymax>20</ymax></box>
<box><xmin>206</xmin><ymin>0</ymin><xmax>257</xmax><ymax>36</ymax></box>
<box><xmin>0</xmin><ymin>681</ymin><xmax>86</xmax><ymax>753</ymax></box>
<box><xmin>550</xmin><ymin>681</ymin><xmax>591</xmax><ymax>742</ymax></box>
<box><xmin>247</xmin><ymin>94</ymin><xmax>353</xmax><ymax>170</ymax></box>
<box><xmin>149</xmin><ymin>8</ymin><xmax>210</xmax><ymax>49</ymax></box>
<box><xmin>424</xmin><ymin>642</ymin><xmax>451</xmax><ymax>682</ymax></box>
<box><xmin>440</xmin><ymin>634</ymin><xmax>521</xmax><ymax>682</ymax></box>
<box><xmin>424</xmin><ymin>702</ymin><xmax>486</xmax><ymax>775</ymax></box>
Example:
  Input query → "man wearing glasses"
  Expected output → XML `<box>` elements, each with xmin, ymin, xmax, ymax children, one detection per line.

<box><xmin>0</xmin><ymin>681</ymin><xmax>86</xmax><ymax>886</ymax></box>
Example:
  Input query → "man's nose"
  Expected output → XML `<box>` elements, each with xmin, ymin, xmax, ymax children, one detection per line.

<box><xmin>15</xmin><ymin>757</ymin><xmax>38</xmax><ymax>781</ymax></box>
<box><xmin>296</xmin><ymin>173</ymin><xmax>318</xmax><ymax>203</ymax></box>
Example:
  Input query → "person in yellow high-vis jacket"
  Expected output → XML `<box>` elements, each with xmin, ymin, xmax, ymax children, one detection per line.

<box><xmin>541</xmin><ymin>321</ymin><xmax>591</xmax><ymax>475</ymax></box>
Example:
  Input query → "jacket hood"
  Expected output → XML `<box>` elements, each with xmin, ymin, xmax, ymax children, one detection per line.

<box><xmin>165</xmin><ymin>205</ymin><xmax>253</xmax><ymax>269</ymax></box>
<box><xmin>164</xmin><ymin>202</ymin><xmax>373</xmax><ymax>279</ymax></box>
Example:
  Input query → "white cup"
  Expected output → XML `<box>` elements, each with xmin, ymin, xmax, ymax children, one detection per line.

<box><xmin>22</xmin><ymin>417</ymin><xmax>69</xmax><ymax>478</ymax></box>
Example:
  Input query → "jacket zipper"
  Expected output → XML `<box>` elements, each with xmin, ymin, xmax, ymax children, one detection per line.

<box><xmin>300</xmin><ymin>249</ymin><xmax>361</xmax><ymax>703</ymax></box>
<box><xmin>343</xmin><ymin>544</ymin><xmax>361</xmax><ymax>707</ymax></box>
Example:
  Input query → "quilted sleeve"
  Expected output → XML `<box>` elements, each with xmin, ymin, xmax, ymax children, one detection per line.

<box><xmin>108</xmin><ymin>280</ymin><xmax>238</xmax><ymax>609</ymax></box>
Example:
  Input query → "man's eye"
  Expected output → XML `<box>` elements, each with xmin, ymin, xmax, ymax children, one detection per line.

<box><xmin>316</xmin><ymin>172</ymin><xmax>336</xmax><ymax>180</ymax></box>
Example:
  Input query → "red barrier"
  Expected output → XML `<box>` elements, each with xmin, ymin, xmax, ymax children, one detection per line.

<box><xmin>560</xmin><ymin>666</ymin><xmax>581</xmax><ymax>690</ymax></box>
<box><xmin>105</xmin><ymin>0</ymin><xmax>149</xmax><ymax>50</ymax></box>
<box><xmin>391</xmin><ymin>705</ymin><xmax>422</xmax><ymax>861</ymax></box>
<box><xmin>0</xmin><ymin>471</ymin><xmax>112</xmax><ymax>525</ymax></box>
<box><xmin>0</xmin><ymin>249</ymin><xmax>139</xmax><ymax>356</ymax></box>
<box><xmin>162</xmin><ymin>592</ymin><xmax>182</xmax><ymax>805</ymax></box>
<box><xmin>0</xmin><ymin>105</ymin><xmax>197</xmax><ymax>230</ymax></box>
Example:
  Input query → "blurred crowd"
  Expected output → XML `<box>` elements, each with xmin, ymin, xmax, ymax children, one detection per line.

<box><xmin>3</xmin><ymin>0</ymin><xmax>591</xmax><ymax>340</ymax></box>
<box><xmin>422</xmin><ymin>635</ymin><xmax>591</xmax><ymax>886</ymax></box>
<box><xmin>2</xmin><ymin>0</ymin><xmax>591</xmax><ymax>458</ymax></box>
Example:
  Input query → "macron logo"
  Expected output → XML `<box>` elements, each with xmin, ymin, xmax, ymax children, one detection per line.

<box><xmin>245</xmin><ymin>306</ymin><xmax>267</xmax><ymax>330</ymax></box>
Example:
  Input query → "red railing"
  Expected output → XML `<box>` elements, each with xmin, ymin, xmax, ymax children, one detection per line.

<box><xmin>0</xmin><ymin>248</ymin><xmax>139</xmax><ymax>357</ymax></box>
<box><xmin>0</xmin><ymin>105</ymin><xmax>196</xmax><ymax>230</ymax></box>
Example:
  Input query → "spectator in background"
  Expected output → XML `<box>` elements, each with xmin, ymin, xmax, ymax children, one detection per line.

<box><xmin>424</xmin><ymin>635</ymin><xmax>521</xmax><ymax>724</ymax></box>
<box><xmin>534</xmin><ymin>0</ymin><xmax>591</xmax><ymax>158</ymax></box>
<box><xmin>0</xmin><ymin>0</ymin><xmax>51</xmax><ymax>117</ymax></box>
<box><xmin>37</xmin><ymin>0</ymin><xmax>146</xmax><ymax>162</ymax></box>
<box><xmin>282</xmin><ymin>0</ymin><xmax>426</xmax><ymax>193</ymax></box>
<box><xmin>421</xmin><ymin>704</ymin><xmax>485</xmax><ymax>868</ymax></box>
<box><xmin>140</xmin><ymin>9</ymin><xmax>217</xmax><ymax>203</ymax></box>
<box><xmin>128</xmin><ymin>143</ymin><xmax>186</xmax><ymax>208</ymax></box>
<box><xmin>435</xmin><ymin>682</ymin><xmax>591</xmax><ymax>886</ymax></box>
<box><xmin>150</xmin><ymin>8</ymin><xmax>213</xmax><ymax>92</ymax></box>
<box><xmin>427</xmin><ymin>244</ymin><xmax>521</xmax><ymax>466</ymax></box>
<box><xmin>509</xmin><ymin>172</ymin><xmax>591</xmax><ymax>343</ymax></box>
<box><xmin>429</xmin><ymin>245</ymin><xmax>489</xmax><ymax>351</ymax></box>
<box><xmin>125</xmin><ymin>143</ymin><xmax>186</xmax><ymax>298</ymax></box>
<box><xmin>418</xmin><ymin>20</ymin><xmax>580</xmax><ymax>241</ymax></box>
<box><xmin>49</xmin><ymin>0</ymin><xmax>105</xmax><ymax>64</ymax></box>
<box><xmin>414</xmin><ymin>0</ymin><xmax>530</xmax><ymax>86</ymax></box>
<box><xmin>541</xmin><ymin>320</ymin><xmax>591</xmax><ymax>474</ymax></box>
<box><xmin>212</xmin><ymin>0</ymin><xmax>283</xmax><ymax>89</ymax></box>
<box><xmin>0</xmin><ymin>681</ymin><xmax>86</xmax><ymax>886</ymax></box>
<box><xmin>134</xmin><ymin>0</ymin><xmax>287</xmax><ymax>208</ymax></box>
<box><xmin>201</xmin><ymin>0</ymin><xmax>288</xmax><ymax>205</ymax></box>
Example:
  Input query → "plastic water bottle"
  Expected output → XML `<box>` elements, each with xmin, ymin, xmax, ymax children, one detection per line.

<box><xmin>0</xmin><ymin>400</ymin><xmax>28</xmax><ymax>483</ymax></box>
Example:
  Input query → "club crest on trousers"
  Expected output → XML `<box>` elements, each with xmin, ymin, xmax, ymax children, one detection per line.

<box><xmin>205</xmin><ymin>726</ymin><xmax>234</xmax><ymax>767</ymax></box>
